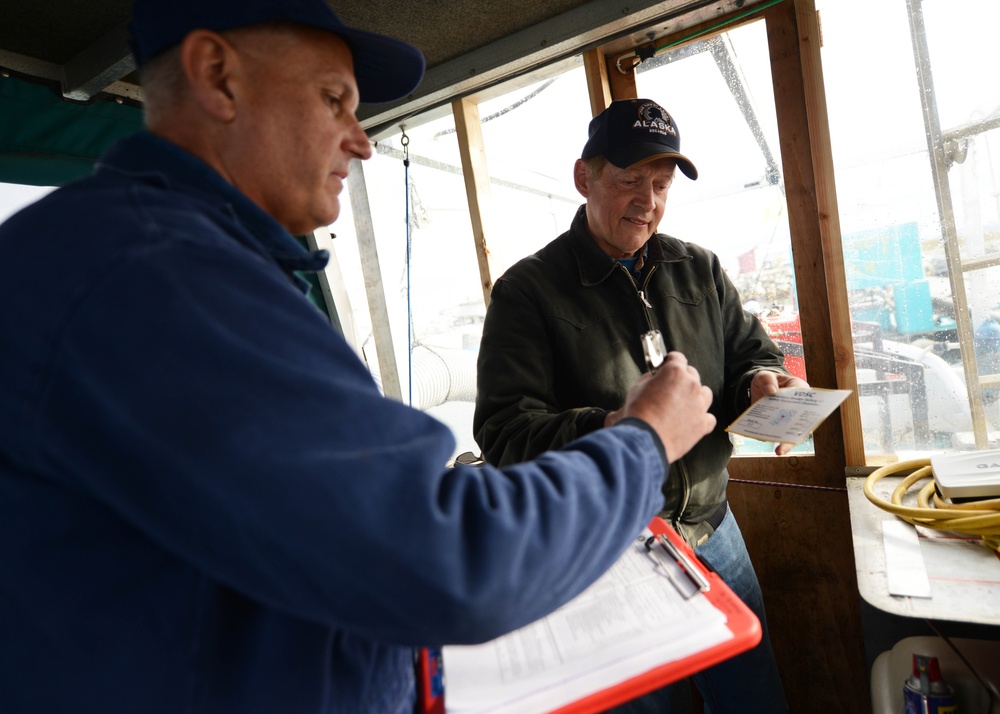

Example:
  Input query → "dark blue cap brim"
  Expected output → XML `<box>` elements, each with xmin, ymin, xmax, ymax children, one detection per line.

<box><xmin>605</xmin><ymin>144</ymin><xmax>699</xmax><ymax>180</ymax></box>
<box><xmin>330</xmin><ymin>25</ymin><xmax>425</xmax><ymax>104</ymax></box>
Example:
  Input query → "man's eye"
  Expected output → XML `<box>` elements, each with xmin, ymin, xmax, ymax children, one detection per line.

<box><xmin>324</xmin><ymin>94</ymin><xmax>342</xmax><ymax>106</ymax></box>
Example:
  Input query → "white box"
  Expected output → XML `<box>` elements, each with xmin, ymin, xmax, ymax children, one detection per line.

<box><xmin>931</xmin><ymin>450</ymin><xmax>1000</xmax><ymax>499</ymax></box>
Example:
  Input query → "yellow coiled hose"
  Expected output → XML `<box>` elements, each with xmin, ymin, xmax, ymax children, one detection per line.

<box><xmin>863</xmin><ymin>458</ymin><xmax>1000</xmax><ymax>554</ymax></box>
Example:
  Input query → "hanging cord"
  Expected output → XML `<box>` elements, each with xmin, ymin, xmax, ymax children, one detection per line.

<box><xmin>728</xmin><ymin>478</ymin><xmax>845</xmax><ymax>493</ymax></box>
<box><xmin>401</xmin><ymin>128</ymin><xmax>413</xmax><ymax>407</ymax></box>
<box><xmin>863</xmin><ymin>458</ymin><xmax>1000</xmax><ymax>553</ymax></box>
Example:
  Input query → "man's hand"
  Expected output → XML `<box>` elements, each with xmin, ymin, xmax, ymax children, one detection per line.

<box><xmin>750</xmin><ymin>371</ymin><xmax>810</xmax><ymax>456</ymax></box>
<box><xmin>620</xmin><ymin>352</ymin><xmax>715</xmax><ymax>463</ymax></box>
<box><xmin>749</xmin><ymin>370</ymin><xmax>808</xmax><ymax>402</ymax></box>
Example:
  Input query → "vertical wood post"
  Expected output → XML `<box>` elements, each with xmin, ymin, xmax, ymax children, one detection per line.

<box><xmin>453</xmin><ymin>96</ymin><xmax>503</xmax><ymax>306</ymax></box>
<box><xmin>768</xmin><ymin>0</ymin><xmax>865</xmax><ymax>467</ymax></box>
<box><xmin>583</xmin><ymin>48</ymin><xmax>612</xmax><ymax>115</ymax></box>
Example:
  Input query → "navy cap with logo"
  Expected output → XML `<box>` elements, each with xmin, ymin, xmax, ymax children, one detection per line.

<box><xmin>581</xmin><ymin>99</ymin><xmax>698</xmax><ymax>180</ymax></box>
<box><xmin>128</xmin><ymin>0</ymin><xmax>425</xmax><ymax>104</ymax></box>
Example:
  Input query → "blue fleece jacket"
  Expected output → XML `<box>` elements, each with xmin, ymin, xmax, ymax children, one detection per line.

<box><xmin>0</xmin><ymin>132</ymin><xmax>667</xmax><ymax>713</ymax></box>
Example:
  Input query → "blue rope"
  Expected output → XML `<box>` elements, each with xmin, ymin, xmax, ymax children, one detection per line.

<box><xmin>402</xmin><ymin>131</ymin><xmax>413</xmax><ymax>407</ymax></box>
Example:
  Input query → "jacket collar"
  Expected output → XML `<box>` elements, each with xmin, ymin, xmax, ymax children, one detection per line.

<box><xmin>567</xmin><ymin>204</ymin><xmax>692</xmax><ymax>287</ymax></box>
<box><xmin>96</xmin><ymin>133</ymin><xmax>329</xmax><ymax>284</ymax></box>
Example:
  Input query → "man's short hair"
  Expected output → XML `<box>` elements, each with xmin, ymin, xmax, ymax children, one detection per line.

<box><xmin>139</xmin><ymin>46</ymin><xmax>185</xmax><ymax>126</ymax></box>
<box><xmin>139</xmin><ymin>22</ymin><xmax>306</xmax><ymax>126</ymax></box>
<box><xmin>582</xmin><ymin>155</ymin><xmax>676</xmax><ymax>184</ymax></box>
<box><xmin>582</xmin><ymin>155</ymin><xmax>609</xmax><ymax>182</ymax></box>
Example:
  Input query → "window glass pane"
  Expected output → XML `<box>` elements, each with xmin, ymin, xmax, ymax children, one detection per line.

<box><xmin>635</xmin><ymin>20</ymin><xmax>808</xmax><ymax>455</ymax></box>
<box><xmin>817</xmin><ymin>0</ymin><xmax>1000</xmax><ymax>456</ymax></box>
<box><xmin>477</xmin><ymin>62</ymin><xmax>592</xmax><ymax>272</ymax></box>
<box><xmin>345</xmin><ymin>62</ymin><xmax>596</xmax><ymax>461</ymax></box>
<box><xmin>0</xmin><ymin>183</ymin><xmax>55</xmax><ymax>223</ymax></box>
<box><xmin>343</xmin><ymin>113</ymin><xmax>482</xmax><ymax>459</ymax></box>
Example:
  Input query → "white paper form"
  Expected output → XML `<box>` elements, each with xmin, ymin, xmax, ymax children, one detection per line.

<box><xmin>443</xmin><ymin>536</ymin><xmax>731</xmax><ymax>714</ymax></box>
<box><xmin>881</xmin><ymin>520</ymin><xmax>931</xmax><ymax>598</ymax></box>
<box><xmin>726</xmin><ymin>387</ymin><xmax>851</xmax><ymax>445</ymax></box>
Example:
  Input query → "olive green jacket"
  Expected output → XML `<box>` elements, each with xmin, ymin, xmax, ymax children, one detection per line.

<box><xmin>474</xmin><ymin>205</ymin><xmax>787</xmax><ymax>529</ymax></box>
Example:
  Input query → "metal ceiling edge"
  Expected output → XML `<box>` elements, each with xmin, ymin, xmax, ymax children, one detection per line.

<box><xmin>0</xmin><ymin>50</ymin><xmax>62</xmax><ymax>83</ymax></box>
<box><xmin>62</xmin><ymin>21</ymin><xmax>135</xmax><ymax>101</ymax></box>
<box><xmin>2</xmin><ymin>0</ymin><xmax>767</xmax><ymax>132</ymax></box>
<box><xmin>358</xmin><ymin>0</ymin><xmax>748</xmax><ymax>140</ymax></box>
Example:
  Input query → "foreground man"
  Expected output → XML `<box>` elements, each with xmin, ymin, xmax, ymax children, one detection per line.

<box><xmin>475</xmin><ymin>99</ymin><xmax>807</xmax><ymax>713</ymax></box>
<box><xmin>0</xmin><ymin>2</ymin><xmax>717</xmax><ymax>713</ymax></box>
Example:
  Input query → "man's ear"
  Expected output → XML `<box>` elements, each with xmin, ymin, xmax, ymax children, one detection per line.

<box><xmin>178</xmin><ymin>29</ymin><xmax>240</xmax><ymax>123</ymax></box>
<box><xmin>573</xmin><ymin>159</ymin><xmax>590</xmax><ymax>198</ymax></box>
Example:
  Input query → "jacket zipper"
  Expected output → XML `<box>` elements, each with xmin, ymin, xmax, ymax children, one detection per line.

<box><xmin>620</xmin><ymin>264</ymin><xmax>658</xmax><ymax>334</ymax></box>
<box><xmin>619</xmin><ymin>263</ymin><xmax>691</xmax><ymax>522</ymax></box>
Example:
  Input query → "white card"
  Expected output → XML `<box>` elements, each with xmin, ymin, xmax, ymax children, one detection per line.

<box><xmin>726</xmin><ymin>387</ymin><xmax>851</xmax><ymax>444</ymax></box>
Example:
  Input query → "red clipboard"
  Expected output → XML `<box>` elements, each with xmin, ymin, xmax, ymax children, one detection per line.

<box><xmin>546</xmin><ymin>516</ymin><xmax>762</xmax><ymax>713</ymax></box>
<box><xmin>430</xmin><ymin>516</ymin><xmax>762</xmax><ymax>714</ymax></box>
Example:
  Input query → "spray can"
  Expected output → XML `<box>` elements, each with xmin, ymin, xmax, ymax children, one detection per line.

<box><xmin>903</xmin><ymin>653</ymin><xmax>959</xmax><ymax>714</ymax></box>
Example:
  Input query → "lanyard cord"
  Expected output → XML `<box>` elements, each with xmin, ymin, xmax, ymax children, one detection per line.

<box><xmin>401</xmin><ymin>129</ymin><xmax>413</xmax><ymax>407</ymax></box>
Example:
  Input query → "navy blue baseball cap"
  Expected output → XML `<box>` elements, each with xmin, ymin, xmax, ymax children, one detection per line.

<box><xmin>581</xmin><ymin>99</ymin><xmax>698</xmax><ymax>180</ymax></box>
<box><xmin>129</xmin><ymin>0</ymin><xmax>425</xmax><ymax>103</ymax></box>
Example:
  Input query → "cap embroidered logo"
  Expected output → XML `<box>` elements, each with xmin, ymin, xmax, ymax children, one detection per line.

<box><xmin>636</xmin><ymin>102</ymin><xmax>678</xmax><ymax>138</ymax></box>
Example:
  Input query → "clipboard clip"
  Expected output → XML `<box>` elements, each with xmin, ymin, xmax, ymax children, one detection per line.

<box><xmin>645</xmin><ymin>533</ymin><xmax>711</xmax><ymax>599</ymax></box>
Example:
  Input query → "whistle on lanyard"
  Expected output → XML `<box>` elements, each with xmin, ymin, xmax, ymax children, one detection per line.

<box><xmin>641</xmin><ymin>330</ymin><xmax>667</xmax><ymax>373</ymax></box>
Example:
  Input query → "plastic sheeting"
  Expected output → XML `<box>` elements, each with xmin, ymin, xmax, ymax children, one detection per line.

<box><xmin>0</xmin><ymin>74</ymin><xmax>143</xmax><ymax>187</ymax></box>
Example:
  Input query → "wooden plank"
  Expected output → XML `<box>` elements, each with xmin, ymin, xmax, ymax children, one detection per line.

<box><xmin>452</xmin><ymin>97</ymin><xmax>503</xmax><ymax>305</ymax></box>
<box><xmin>607</xmin><ymin>52</ymin><xmax>638</xmax><ymax>100</ymax></box>
<box><xmin>346</xmin><ymin>159</ymin><xmax>402</xmax><ymax>401</ymax></box>
<box><xmin>582</xmin><ymin>48</ymin><xmax>612</xmax><ymax>116</ymax></box>
<box><xmin>793</xmin><ymin>2</ymin><xmax>866</xmax><ymax>467</ymax></box>
<box><xmin>980</xmin><ymin>373</ymin><xmax>1000</xmax><ymax>388</ymax></box>
<box><xmin>728</xmin><ymin>457</ymin><xmax>868</xmax><ymax>713</ymax></box>
<box><xmin>766</xmin><ymin>0</ymin><xmax>865</xmax><ymax>469</ymax></box>
<box><xmin>719</xmin><ymin>1</ymin><xmax>870</xmax><ymax>708</ymax></box>
<box><xmin>962</xmin><ymin>252</ymin><xmax>1000</xmax><ymax>272</ymax></box>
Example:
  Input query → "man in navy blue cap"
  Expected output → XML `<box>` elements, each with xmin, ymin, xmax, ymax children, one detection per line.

<box><xmin>474</xmin><ymin>98</ymin><xmax>807</xmax><ymax>713</ymax></box>
<box><xmin>0</xmin><ymin>3</ymin><xmax>722</xmax><ymax>713</ymax></box>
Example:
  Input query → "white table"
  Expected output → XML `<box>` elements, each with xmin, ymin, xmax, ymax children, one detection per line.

<box><xmin>846</xmin><ymin>475</ymin><xmax>1000</xmax><ymax>626</ymax></box>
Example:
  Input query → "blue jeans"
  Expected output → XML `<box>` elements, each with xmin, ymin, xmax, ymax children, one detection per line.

<box><xmin>606</xmin><ymin>508</ymin><xmax>788</xmax><ymax>714</ymax></box>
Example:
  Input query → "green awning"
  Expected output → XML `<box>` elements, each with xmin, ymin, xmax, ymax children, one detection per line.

<box><xmin>0</xmin><ymin>74</ymin><xmax>143</xmax><ymax>187</ymax></box>
<box><xmin>0</xmin><ymin>73</ymin><xmax>340</xmax><ymax>328</ymax></box>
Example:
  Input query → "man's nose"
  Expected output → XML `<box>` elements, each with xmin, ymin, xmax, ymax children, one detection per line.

<box><xmin>632</xmin><ymin>184</ymin><xmax>655</xmax><ymax>210</ymax></box>
<box><xmin>347</xmin><ymin>119</ymin><xmax>374</xmax><ymax>160</ymax></box>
